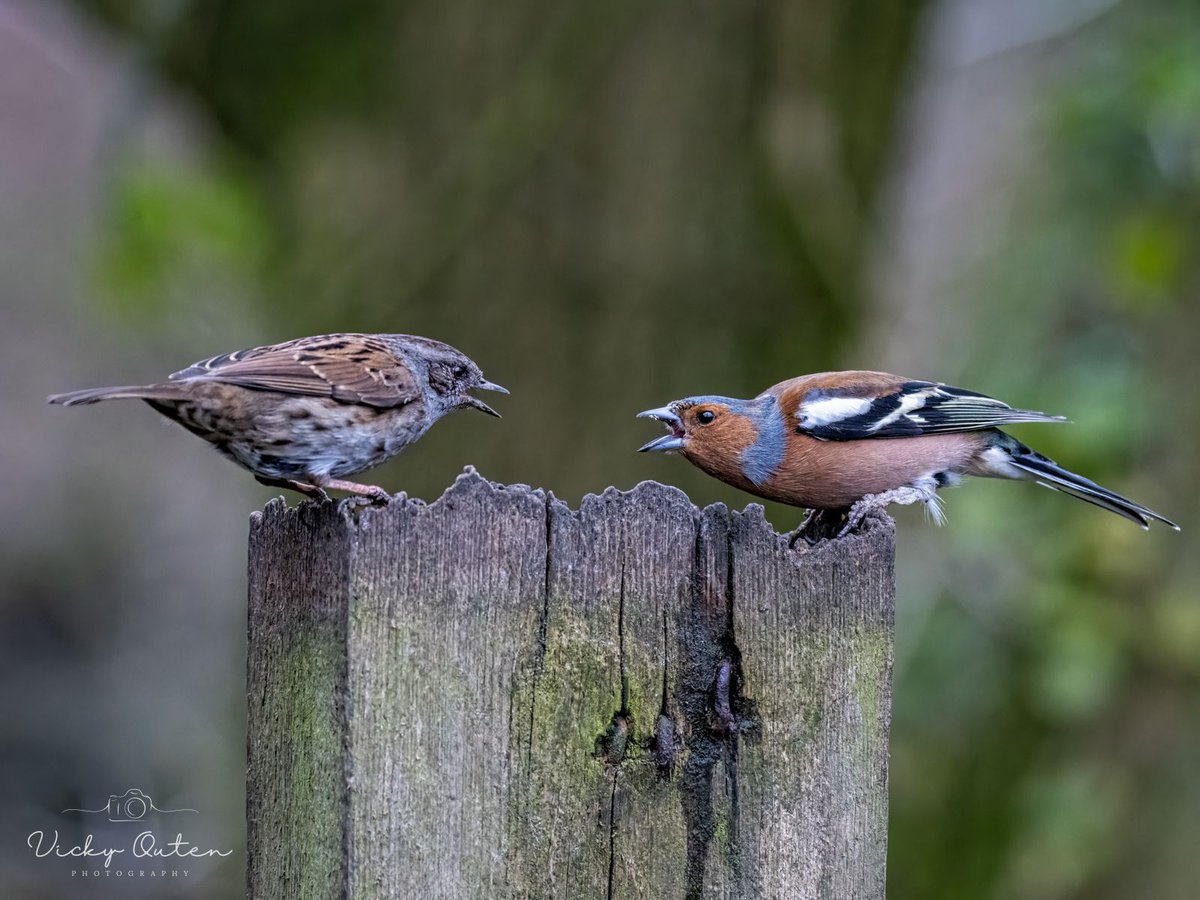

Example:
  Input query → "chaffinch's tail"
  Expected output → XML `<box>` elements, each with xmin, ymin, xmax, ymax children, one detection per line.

<box><xmin>992</xmin><ymin>434</ymin><xmax>1179</xmax><ymax>530</ymax></box>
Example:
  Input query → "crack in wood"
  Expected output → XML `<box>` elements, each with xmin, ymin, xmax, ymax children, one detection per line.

<box><xmin>618</xmin><ymin>563</ymin><xmax>629</xmax><ymax>719</ymax></box>
<box><xmin>594</xmin><ymin>557</ymin><xmax>634</xmax><ymax>766</ymax></box>
<box><xmin>650</xmin><ymin>612</ymin><xmax>680</xmax><ymax>778</ymax></box>
<box><xmin>605</xmin><ymin>770</ymin><xmax>619</xmax><ymax>900</ymax></box>
<box><xmin>679</xmin><ymin>509</ymin><xmax>728</xmax><ymax>900</ymax></box>
<box><xmin>601</xmin><ymin>564</ymin><xmax>631</xmax><ymax>894</ymax></box>
<box><xmin>525</xmin><ymin>496</ymin><xmax>554</xmax><ymax>772</ymax></box>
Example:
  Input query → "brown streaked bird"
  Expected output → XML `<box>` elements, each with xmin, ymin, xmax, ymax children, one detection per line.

<box><xmin>638</xmin><ymin>371</ymin><xmax>1178</xmax><ymax>542</ymax></box>
<box><xmin>48</xmin><ymin>333</ymin><xmax>507</xmax><ymax>502</ymax></box>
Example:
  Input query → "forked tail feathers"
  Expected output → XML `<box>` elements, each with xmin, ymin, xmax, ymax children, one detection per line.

<box><xmin>1005</xmin><ymin>442</ymin><xmax>1178</xmax><ymax>530</ymax></box>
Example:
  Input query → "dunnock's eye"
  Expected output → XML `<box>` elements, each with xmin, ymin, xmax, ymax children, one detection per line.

<box><xmin>697</xmin><ymin>410</ymin><xmax>716</xmax><ymax>425</ymax></box>
<box><xmin>453</xmin><ymin>365</ymin><xmax>468</xmax><ymax>379</ymax></box>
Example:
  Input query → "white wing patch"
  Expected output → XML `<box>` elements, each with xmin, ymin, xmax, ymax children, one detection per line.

<box><xmin>797</xmin><ymin>396</ymin><xmax>872</xmax><ymax>427</ymax></box>
<box><xmin>866</xmin><ymin>389</ymin><xmax>931</xmax><ymax>432</ymax></box>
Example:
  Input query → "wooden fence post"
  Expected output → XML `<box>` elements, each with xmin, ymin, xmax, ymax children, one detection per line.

<box><xmin>247</xmin><ymin>468</ymin><xmax>895</xmax><ymax>899</ymax></box>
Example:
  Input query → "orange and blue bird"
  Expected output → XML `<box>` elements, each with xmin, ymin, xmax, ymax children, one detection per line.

<box><xmin>638</xmin><ymin>371</ymin><xmax>1178</xmax><ymax>542</ymax></box>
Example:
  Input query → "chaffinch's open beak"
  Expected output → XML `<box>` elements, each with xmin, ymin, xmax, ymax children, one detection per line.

<box><xmin>463</xmin><ymin>380</ymin><xmax>508</xmax><ymax>417</ymax></box>
<box><xmin>637</xmin><ymin>406</ymin><xmax>685</xmax><ymax>452</ymax></box>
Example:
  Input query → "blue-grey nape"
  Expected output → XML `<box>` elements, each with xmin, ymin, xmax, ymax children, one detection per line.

<box><xmin>739</xmin><ymin>394</ymin><xmax>786</xmax><ymax>485</ymax></box>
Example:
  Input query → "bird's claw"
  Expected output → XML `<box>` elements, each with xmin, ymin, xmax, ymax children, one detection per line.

<box><xmin>316</xmin><ymin>479</ymin><xmax>393</xmax><ymax>505</ymax></box>
<box><xmin>340</xmin><ymin>486</ymin><xmax>391</xmax><ymax>507</ymax></box>
<box><xmin>788</xmin><ymin>508</ymin><xmax>849</xmax><ymax>547</ymax></box>
<box><xmin>365</xmin><ymin>486</ymin><xmax>390</xmax><ymax>506</ymax></box>
<box><xmin>837</xmin><ymin>508</ymin><xmax>868</xmax><ymax>538</ymax></box>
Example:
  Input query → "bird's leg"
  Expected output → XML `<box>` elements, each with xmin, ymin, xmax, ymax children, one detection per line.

<box><xmin>788</xmin><ymin>507</ymin><xmax>849</xmax><ymax>547</ymax></box>
<box><xmin>254</xmin><ymin>474</ymin><xmax>330</xmax><ymax>503</ymax></box>
<box><xmin>839</xmin><ymin>485</ymin><xmax>938</xmax><ymax>537</ymax></box>
<box><xmin>317</xmin><ymin>478</ymin><xmax>392</xmax><ymax>505</ymax></box>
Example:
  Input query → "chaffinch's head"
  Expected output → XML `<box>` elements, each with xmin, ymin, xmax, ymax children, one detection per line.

<box><xmin>638</xmin><ymin>395</ymin><xmax>786</xmax><ymax>488</ymax></box>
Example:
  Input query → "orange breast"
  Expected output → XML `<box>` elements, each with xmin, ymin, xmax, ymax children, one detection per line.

<box><xmin>755</xmin><ymin>431</ymin><xmax>987</xmax><ymax>509</ymax></box>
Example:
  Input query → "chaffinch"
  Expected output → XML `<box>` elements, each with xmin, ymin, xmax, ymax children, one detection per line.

<box><xmin>638</xmin><ymin>370</ymin><xmax>1179</xmax><ymax>541</ymax></box>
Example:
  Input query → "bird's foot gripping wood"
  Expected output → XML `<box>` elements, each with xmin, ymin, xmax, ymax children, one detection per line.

<box><xmin>318</xmin><ymin>479</ymin><xmax>392</xmax><ymax>505</ymax></box>
<box><xmin>254</xmin><ymin>475</ymin><xmax>391</xmax><ymax>505</ymax></box>
<box><xmin>255</xmin><ymin>475</ymin><xmax>331</xmax><ymax>504</ymax></box>
<box><xmin>840</xmin><ymin>484</ymin><xmax>941</xmax><ymax>537</ymax></box>
<box><xmin>788</xmin><ymin>508</ymin><xmax>850</xmax><ymax>547</ymax></box>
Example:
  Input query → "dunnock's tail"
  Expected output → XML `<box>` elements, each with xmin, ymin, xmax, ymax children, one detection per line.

<box><xmin>47</xmin><ymin>385</ymin><xmax>188</xmax><ymax>407</ymax></box>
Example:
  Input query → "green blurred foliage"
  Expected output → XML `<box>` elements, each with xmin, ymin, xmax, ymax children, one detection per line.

<box><xmin>885</xmin><ymin>4</ymin><xmax>1200</xmax><ymax>900</ymax></box>
<box><xmin>97</xmin><ymin>161</ymin><xmax>269</xmax><ymax>316</ymax></box>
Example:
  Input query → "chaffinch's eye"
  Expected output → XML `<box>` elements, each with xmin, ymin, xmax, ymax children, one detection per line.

<box><xmin>697</xmin><ymin>410</ymin><xmax>716</xmax><ymax>425</ymax></box>
<box><xmin>453</xmin><ymin>365</ymin><xmax>468</xmax><ymax>379</ymax></box>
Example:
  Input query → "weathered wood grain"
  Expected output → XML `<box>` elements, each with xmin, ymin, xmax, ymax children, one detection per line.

<box><xmin>247</xmin><ymin>468</ymin><xmax>894</xmax><ymax>899</ymax></box>
<box><xmin>247</xmin><ymin>501</ymin><xmax>353</xmax><ymax>900</ymax></box>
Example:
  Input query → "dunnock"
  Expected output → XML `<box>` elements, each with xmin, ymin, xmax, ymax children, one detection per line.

<box><xmin>49</xmin><ymin>333</ymin><xmax>507</xmax><ymax>502</ymax></box>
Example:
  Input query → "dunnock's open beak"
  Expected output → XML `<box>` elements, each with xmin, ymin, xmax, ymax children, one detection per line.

<box><xmin>460</xmin><ymin>377</ymin><xmax>508</xmax><ymax>416</ymax></box>
<box><xmin>637</xmin><ymin>406</ymin><xmax>685</xmax><ymax>452</ymax></box>
<box><xmin>463</xmin><ymin>394</ymin><xmax>502</xmax><ymax>417</ymax></box>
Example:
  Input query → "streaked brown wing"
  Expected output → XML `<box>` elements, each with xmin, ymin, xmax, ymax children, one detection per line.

<box><xmin>169</xmin><ymin>334</ymin><xmax>420</xmax><ymax>408</ymax></box>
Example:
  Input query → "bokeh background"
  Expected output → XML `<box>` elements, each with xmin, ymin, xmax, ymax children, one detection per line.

<box><xmin>2</xmin><ymin>0</ymin><xmax>1198</xmax><ymax>896</ymax></box>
